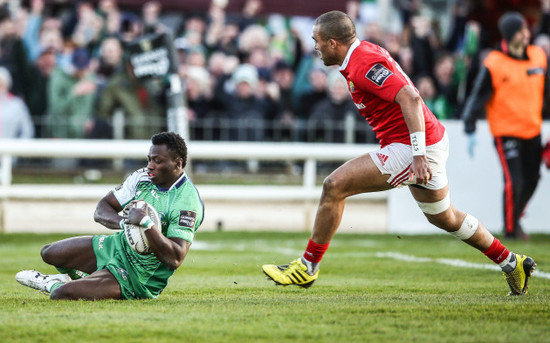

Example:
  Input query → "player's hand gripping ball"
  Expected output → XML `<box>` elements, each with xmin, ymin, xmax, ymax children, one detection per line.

<box><xmin>123</xmin><ymin>200</ymin><xmax>161</xmax><ymax>254</ymax></box>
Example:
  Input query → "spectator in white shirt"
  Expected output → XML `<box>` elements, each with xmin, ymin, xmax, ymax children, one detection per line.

<box><xmin>0</xmin><ymin>66</ymin><xmax>34</xmax><ymax>139</ymax></box>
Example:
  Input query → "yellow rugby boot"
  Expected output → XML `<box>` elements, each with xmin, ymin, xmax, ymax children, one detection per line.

<box><xmin>262</xmin><ymin>258</ymin><xmax>318</xmax><ymax>288</ymax></box>
<box><xmin>503</xmin><ymin>254</ymin><xmax>536</xmax><ymax>295</ymax></box>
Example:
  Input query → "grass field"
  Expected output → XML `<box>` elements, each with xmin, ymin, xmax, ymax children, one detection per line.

<box><xmin>1</xmin><ymin>231</ymin><xmax>549</xmax><ymax>343</ymax></box>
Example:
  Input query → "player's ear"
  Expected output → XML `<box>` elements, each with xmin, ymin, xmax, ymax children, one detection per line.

<box><xmin>175</xmin><ymin>157</ymin><xmax>183</xmax><ymax>169</ymax></box>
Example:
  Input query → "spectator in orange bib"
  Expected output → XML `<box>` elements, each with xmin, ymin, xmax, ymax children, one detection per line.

<box><xmin>462</xmin><ymin>12</ymin><xmax>547</xmax><ymax>241</ymax></box>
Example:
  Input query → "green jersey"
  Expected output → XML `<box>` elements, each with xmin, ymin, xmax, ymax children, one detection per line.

<box><xmin>113</xmin><ymin>168</ymin><xmax>204</xmax><ymax>242</ymax></box>
<box><xmin>94</xmin><ymin>168</ymin><xmax>204</xmax><ymax>299</ymax></box>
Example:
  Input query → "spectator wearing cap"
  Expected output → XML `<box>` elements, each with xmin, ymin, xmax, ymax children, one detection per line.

<box><xmin>47</xmin><ymin>48</ymin><xmax>97</xmax><ymax>138</ymax></box>
<box><xmin>0</xmin><ymin>67</ymin><xmax>34</xmax><ymax>140</ymax></box>
<box><xmin>215</xmin><ymin>63</ymin><xmax>270</xmax><ymax>141</ymax></box>
<box><xmin>462</xmin><ymin>11</ymin><xmax>547</xmax><ymax>240</ymax></box>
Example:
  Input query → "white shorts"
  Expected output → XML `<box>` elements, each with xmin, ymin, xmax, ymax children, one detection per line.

<box><xmin>369</xmin><ymin>132</ymin><xmax>449</xmax><ymax>190</ymax></box>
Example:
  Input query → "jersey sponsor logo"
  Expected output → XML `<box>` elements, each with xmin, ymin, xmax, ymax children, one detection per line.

<box><xmin>366</xmin><ymin>63</ymin><xmax>393</xmax><ymax>86</ymax></box>
<box><xmin>376</xmin><ymin>152</ymin><xmax>389</xmax><ymax>166</ymax></box>
<box><xmin>179</xmin><ymin>210</ymin><xmax>197</xmax><ymax>228</ymax></box>
<box><xmin>527</xmin><ymin>67</ymin><xmax>545</xmax><ymax>75</ymax></box>
<box><xmin>354</xmin><ymin>102</ymin><xmax>366</xmax><ymax>109</ymax></box>
<box><xmin>348</xmin><ymin>81</ymin><xmax>355</xmax><ymax>93</ymax></box>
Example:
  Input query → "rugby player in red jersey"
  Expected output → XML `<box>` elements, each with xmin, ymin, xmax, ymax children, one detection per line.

<box><xmin>262</xmin><ymin>10</ymin><xmax>535</xmax><ymax>295</ymax></box>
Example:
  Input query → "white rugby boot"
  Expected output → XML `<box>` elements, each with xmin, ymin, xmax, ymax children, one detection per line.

<box><xmin>15</xmin><ymin>270</ymin><xmax>71</xmax><ymax>293</ymax></box>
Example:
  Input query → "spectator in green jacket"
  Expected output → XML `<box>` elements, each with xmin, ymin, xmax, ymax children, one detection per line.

<box><xmin>47</xmin><ymin>48</ymin><xmax>96</xmax><ymax>138</ymax></box>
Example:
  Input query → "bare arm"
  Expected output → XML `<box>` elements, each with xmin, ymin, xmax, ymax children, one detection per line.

<box><xmin>395</xmin><ymin>85</ymin><xmax>432</xmax><ymax>185</ymax></box>
<box><xmin>146</xmin><ymin>232</ymin><xmax>190</xmax><ymax>270</ymax></box>
<box><xmin>94</xmin><ymin>192</ymin><xmax>125</xmax><ymax>230</ymax></box>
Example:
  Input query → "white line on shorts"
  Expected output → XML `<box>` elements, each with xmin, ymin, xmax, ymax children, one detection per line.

<box><xmin>376</xmin><ymin>252</ymin><xmax>550</xmax><ymax>280</ymax></box>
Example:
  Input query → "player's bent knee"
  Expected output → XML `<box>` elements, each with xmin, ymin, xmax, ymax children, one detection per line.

<box><xmin>321</xmin><ymin>175</ymin><xmax>341</xmax><ymax>197</ymax></box>
<box><xmin>40</xmin><ymin>244</ymin><xmax>53</xmax><ymax>263</ymax></box>
<box><xmin>416</xmin><ymin>193</ymin><xmax>450</xmax><ymax>215</ymax></box>
<box><xmin>449</xmin><ymin>213</ymin><xmax>479</xmax><ymax>240</ymax></box>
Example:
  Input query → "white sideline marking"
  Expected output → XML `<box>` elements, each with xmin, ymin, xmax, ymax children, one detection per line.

<box><xmin>192</xmin><ymin>242</ymin><xmax>550</xmax><ymax>280</ymax></box>
<box><xmin>376</xmin><ymin>252</ymin><xmax>550</xmax><ymax>280</ymax></box>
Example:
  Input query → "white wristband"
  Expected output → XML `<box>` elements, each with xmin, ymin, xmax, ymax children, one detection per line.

<box><xmin>410</xmin><ymin>131</ymin><xmax>426</xmax><ymax>156</ymax></box>
<box><xmin>139</xmin><ymin>216</ymin><xmax>154</xmax><ymax>230</ymax></box>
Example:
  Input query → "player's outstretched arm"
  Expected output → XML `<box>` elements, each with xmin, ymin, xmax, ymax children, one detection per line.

<box><xmin>94</xmin><ymin>192</ymin><xmax>125</xmax><ymax>230</ymax></box>
<box><xmin>395</xmin><ymin>85</ymin><xmax>432</xmax><ymax>185</ymax></box>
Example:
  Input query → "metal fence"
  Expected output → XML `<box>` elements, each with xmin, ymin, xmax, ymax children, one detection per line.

<box><xmin>31</xmin><ymin>111</ymin><xmax>378</xmax><ymax>145</ymax></box>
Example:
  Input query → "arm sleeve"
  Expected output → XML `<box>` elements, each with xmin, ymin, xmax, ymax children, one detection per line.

<box><xmin>22</xmin><ymin>14</ymin><xmax>43</xmax><ymax>62</ymax></box>
<box><xmin>462</xmin><ymin>66</ymin><xmax>493</xmax><ymax>134</ymax></box>
<box><xmin>48</xmin><ymin>71</ymin><xmax>74</xmax><ymax>116</ymax></box>
<box><xmin>354</xmin><ymin>60</ymin><xmax>410</xmax><ymax>103</ymax></box>
<box><xmin>167</xmin><ymin>209</ymin><xmax>199</xmax><ymax>243</ymax></box>
<box><xmin>111</xmin><ymin>170</ymin><xmax>144</xmax><ymax>207</ymax></box>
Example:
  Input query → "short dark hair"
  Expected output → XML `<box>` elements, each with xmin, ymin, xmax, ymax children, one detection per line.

<box><xmin>151</xmin><ymin>132</ymin><xmax>188</xmax><ymax>167</ymax></box>
<box><xmin>314</xmin><ymin>10</ymin><xmax>356</xmax><ymax>44</ymax></box>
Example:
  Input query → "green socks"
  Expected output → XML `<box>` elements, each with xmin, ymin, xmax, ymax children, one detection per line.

<box><xmin>55</xmin><ymin>267</ymin><xmax>89</xmax><ymax>280</ymax></box>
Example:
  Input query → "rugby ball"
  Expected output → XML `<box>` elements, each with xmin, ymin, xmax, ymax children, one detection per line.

<box><xmin>124</xmin><ymin>200</ymin><xmax>161</xmax><ymax>254</ymax></box>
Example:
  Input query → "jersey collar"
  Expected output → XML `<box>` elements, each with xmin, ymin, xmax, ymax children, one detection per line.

<box><xmin>339</xmin><ymin>38</ymin><xmax>361</xmax><ymax>71</ymax></box>
<box><xmin>157</xmin><ymin>172</ymin><xmax>187</xmax><ymax>192</ymax></box>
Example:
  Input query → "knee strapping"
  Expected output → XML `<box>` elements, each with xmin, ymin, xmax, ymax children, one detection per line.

<box><xmin>417</xmin><ymin>193</ymin><xmax>451</xmax><ymax>215</ymax></box>
<box><xmin>449</xmin><ymin>213</ymin><xmax>479</xmax><ymax>240</ymax></box>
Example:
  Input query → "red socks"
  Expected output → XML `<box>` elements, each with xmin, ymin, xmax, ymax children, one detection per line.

<box><xmin>303</xmin><ymin>238</ymin><xmax>330</xmax><ymax>263</ymax></box>
<box><xmin>482</xmin><ymin>238</ymin><xmax>510</xmax><ymax>264</ymax></box>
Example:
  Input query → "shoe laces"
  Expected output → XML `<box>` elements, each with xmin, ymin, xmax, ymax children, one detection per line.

<box><xmin>279</xmin><ymin>259</ymin><xmax>305</xmax><ymax>274</ymax></box>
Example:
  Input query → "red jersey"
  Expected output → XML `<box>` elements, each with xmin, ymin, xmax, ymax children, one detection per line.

<box><xmin>339</xmin><ymin>40</ymin><xmax>445</xmax><ymax>147</ymax></box>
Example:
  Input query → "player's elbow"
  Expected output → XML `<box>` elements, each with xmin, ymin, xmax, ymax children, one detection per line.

<box><xmin>93</xmin><ymin>209</ymin><xmax>101</xmax><ymax>224</ymax></box>
<box><xmin>159</xmin><ymin>238</ymin><xmax>189</xmax><ymax>270</ymax></box>
<box><xmin>164</xmin><ymin>256</ymin><xmax>184</xmax><ymax>271</ymax></box>
<box><xmin>405</xmin><ymin>90</ymin><xmax>422</xmax><ymax>108</ymax></box>
<box><xmin>396</xmin><ymin>85</ymin><xmax>422</xmax><ymax>108</ymax></box>
<box><xmin>160</xmin><ymin>248</ymin><xmax>186</xmax><ymax>270</ymax></box>
<box><xmin>93</xmin><ymin>208</ymin><xmax>109</xmax><ymax>227</ymax></box>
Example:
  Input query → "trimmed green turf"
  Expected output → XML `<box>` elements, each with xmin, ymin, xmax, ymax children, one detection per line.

<box><xmin>1</xmin><ymin>232</ymin><xmax>549</xmax><ymax>342</ymax></box>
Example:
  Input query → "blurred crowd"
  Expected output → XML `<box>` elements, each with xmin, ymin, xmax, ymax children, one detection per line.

<box><xmin>0</xmin><ymin>0</ymin><xmax>549</xmax><ymax>143</ymax></box>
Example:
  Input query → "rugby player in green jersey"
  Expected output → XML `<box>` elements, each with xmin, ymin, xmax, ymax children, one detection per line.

<box><xmin>16</xmin><ymin>132</ymin><xmax>204</xmax><ymax>300</ymax></box>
